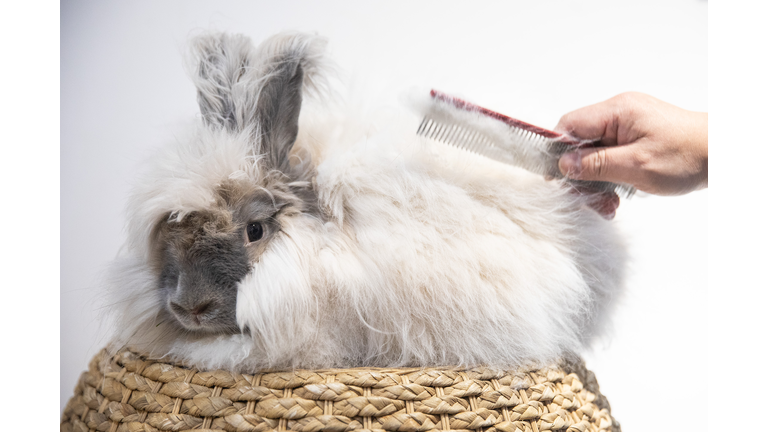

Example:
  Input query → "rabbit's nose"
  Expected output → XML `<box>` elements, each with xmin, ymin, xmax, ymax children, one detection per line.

<box><xmin>170</xmin><ymin>300</ymin><xmax>213</xmax><ymax>321</ymax></box>
<box><xmin>189</xmin><ymin>301</ymin><xmax>212</xmax><ymax>316</ymax></box>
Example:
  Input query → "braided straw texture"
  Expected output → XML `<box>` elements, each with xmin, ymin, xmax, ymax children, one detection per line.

<box><xmin>62</xmin><ymin>349</ymin><xmax>619</xmax><ymax>432</ymax></box>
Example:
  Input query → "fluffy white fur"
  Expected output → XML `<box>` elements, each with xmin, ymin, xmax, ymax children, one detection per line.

<box><xmin>104</xmin><ymin>31</ymin><xmax>625</xmax><ymax>371</ymax></box>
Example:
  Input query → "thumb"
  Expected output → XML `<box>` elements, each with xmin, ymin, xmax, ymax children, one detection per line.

<box><xmin>558</xmin><ymin>145</ymin><xmax>638</xmax><ymax>185</ymax></box>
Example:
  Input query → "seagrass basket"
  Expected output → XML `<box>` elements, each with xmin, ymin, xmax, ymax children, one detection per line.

<box><xmin>61</xmin><ymin>348</ymin><xmax>619</xmax><ymax>432</ymax></box>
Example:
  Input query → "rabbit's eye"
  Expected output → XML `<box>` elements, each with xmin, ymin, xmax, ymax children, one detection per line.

<box><xmin>246</xmin><ymin>222</ymin><xmax>264</xmax><ymax>243</ymax></box>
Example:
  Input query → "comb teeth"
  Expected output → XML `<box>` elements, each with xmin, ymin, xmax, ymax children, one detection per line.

<box><xmin>417</xmin><ymin>115</ymin><xmax>636</xmax><ymax>199</ymax></box>
<box><xmin>417</xmin><ymin>117</ymin><xmax>496</xmax><ymax>155</ymax></box>
<box><xmin>417</xmin><ymin>115</ymin><xmax>559</xmax><ymax>177</ymax></box>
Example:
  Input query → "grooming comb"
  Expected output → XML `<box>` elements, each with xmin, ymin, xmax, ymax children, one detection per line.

<box><xmin>417</xmin><ymin>90</ymin><xmax>635</xmax><ymax>198</ymax></box>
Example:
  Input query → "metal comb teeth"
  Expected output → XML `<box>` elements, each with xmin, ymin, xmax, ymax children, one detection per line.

<box><xmin>417</xmin><ymin>117</ymin><xmax>496</xmax><ymax>155</ymax></box>
<box><xmin>417</xmin><ymin>115</ymin><xmax>559</xmax><ymax>177</ymax></box>
<box><xmin>417</xmin><ymin>115</ymin><xmax>636</xmax><ymax>198</ymax></box>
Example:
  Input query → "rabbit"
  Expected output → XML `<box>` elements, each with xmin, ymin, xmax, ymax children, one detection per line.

<box><xmin>104</xmin><ymin>31</ymin><xmax>626</xmax><ymax>372</ymax></box>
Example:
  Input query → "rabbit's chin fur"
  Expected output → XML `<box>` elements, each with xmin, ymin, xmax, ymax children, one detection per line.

<box><xmin>103</xmin><ymin>32</ymin><xmax>625</xmax><ymax>372</ymax></box>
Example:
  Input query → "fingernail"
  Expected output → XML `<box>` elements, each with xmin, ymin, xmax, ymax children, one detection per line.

<box><xmin>559</xmin><ymin>151</ymin><xmax>582</xmax><ymax>178</ymax></box>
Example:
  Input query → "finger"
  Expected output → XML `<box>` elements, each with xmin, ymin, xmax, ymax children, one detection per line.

<box><xmin>587</xmin><ymin>191</ymin><xmax>620</xmax><ymax>220</ymax></box>
<box><xmin>555</xmin><ymin>102</ymin><xmax>613</xmax><ymax>137</ymax></box>
<box><xmin>554</xmin><ymin>97</ymin><xmax>624</xmax><ymax>146</ymax></box>
<box><xmin>567</xmin><ymin>188</ymin><xmax>620</xmax><ymax>219</ymax></box>
<box><xmin>558</xmin><ymin>145</ymin><xmax>641</xmax><ymax>186</ymax></box>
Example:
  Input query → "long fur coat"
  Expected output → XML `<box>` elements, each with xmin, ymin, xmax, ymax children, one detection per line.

<box><xmin>105</xmin><ymin>31</ymin><xmax>625</xmax><ymax>372</ymax></box>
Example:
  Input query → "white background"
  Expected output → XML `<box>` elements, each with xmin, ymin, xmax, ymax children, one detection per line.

<box><xmin>57</xmin><ymin>1</ymin><xmax>712</xmax><ymax>429</ymax></box>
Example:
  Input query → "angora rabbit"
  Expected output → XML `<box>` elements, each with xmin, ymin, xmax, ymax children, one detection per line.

<box><xmin>106</xmin><ymin>31</ymin><xmax>625</xmax><ymax>372</ymax></box>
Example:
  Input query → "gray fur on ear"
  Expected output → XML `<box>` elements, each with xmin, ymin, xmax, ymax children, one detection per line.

<box><xmin>253</xmin><ymin>53</ymin><xmax>304</xmax><ymax>172</ymax></box>
<box><xmin>189</xmin><ymin>32</ymin><xmax>327</xmax><ymax>171</ymax></box>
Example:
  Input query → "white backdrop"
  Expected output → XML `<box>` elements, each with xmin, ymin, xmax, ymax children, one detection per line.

<box><xmin>61</xmin><ymin>1</ymin><xmax>708</xmax><ymax>429</ymax></box>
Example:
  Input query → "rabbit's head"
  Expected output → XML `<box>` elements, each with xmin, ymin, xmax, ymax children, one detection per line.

<box><xmin>151</xmin><ymin>189</ymin><xmax>290</xmax><ymax>334</ymax></box>
<box><xmin>106</xmin><ymin>33</ymin><xmax>328</xmax><ymax>357</ymax></box>
<box><xmin>156</xmin><ymin>33</ymin><xmax>324</xmax><ymax>334</ymax></box>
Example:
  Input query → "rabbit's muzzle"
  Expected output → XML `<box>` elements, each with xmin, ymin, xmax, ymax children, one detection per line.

<box><xmin>157</xmin><ymin>211</ymin><xmax>253</xmax><ymax>334</ymax></box>
<box><xmin>164</xmin><ymin>248</ymin><xmax>249</xmax><ymax>333</ymax></box>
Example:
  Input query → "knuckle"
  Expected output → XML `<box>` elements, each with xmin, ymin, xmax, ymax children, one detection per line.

<box><xmin>632</xmin><ymin>147</ymin><xmax>652</xmax><ymax>170</ymax></box>
<box><xmin>555</xmin><ymin>112</ymin><xmax>575</xmax><ymax>132</ymax></box>
<box><xmin>587</xmin><ymin>149</ymin><xmax>609</xmax><ymax>178</ymax></box>
<box><xmin>613</xmin><ymin>92</ymin><xmax>645</xmax><ymax>113</ymax></box>
<box><xmin>616</xmin><ymin>91</ymin><xmax>642</xmax><ymax>103</ymax></box>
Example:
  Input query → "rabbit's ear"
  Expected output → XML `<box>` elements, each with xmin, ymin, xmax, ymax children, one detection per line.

<box><xmin>190</xmin><ymin>32</ymin><xmax>326</xmax><ymax>171</ymax></box>
<box><xmin>191</xmin><ymin>33</ymin><xmax>255</xmax><ymax>132</ymax></box>
<box><xmin>251</xmin><ymin>48</ymin><xmax>304</xmax><ymax>171</ymax></box>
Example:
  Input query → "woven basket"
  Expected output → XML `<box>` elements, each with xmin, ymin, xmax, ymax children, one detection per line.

<box><xmin>61</xmin><ymin>348</ymin><xmax>619</xmax><ymax>432</ymax></box>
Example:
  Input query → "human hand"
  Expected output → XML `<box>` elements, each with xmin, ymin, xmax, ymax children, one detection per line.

<box><xmin>555</xmin><ymin>92</ymin><xmax>708</xmax><ymax>217</ymax></box>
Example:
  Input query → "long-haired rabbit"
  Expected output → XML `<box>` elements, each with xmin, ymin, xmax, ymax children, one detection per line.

<box><xmin>105</xmin><ymin>31</ymin><xmax>625</xmax><ymax>371</ymax></box>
